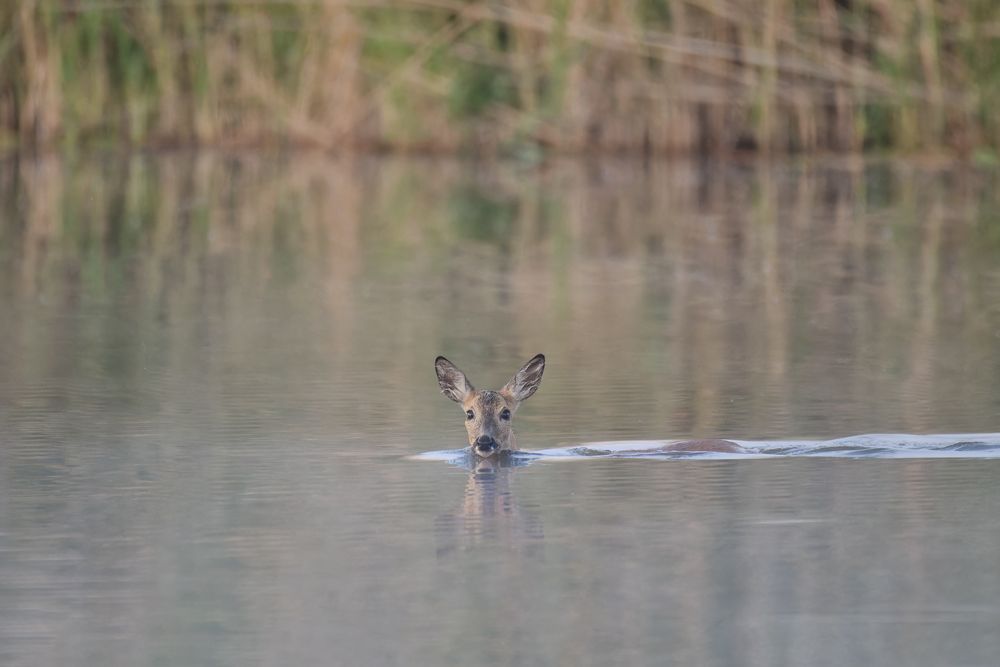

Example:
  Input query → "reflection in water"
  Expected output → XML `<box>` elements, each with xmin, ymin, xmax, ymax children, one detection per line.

<box><xmin>435</xmin><ymin>453</ymin><xmax>543</xmax><ymax>558</ymax></box>
<box><xmin>2</xmin><ymin>154</ymin><xmax>998</xmax><ymax>446</ymax></box>
<box><xmin>1</xmin><ymin>155</ymin><xmax>1000</xmax><ymax>666</ymax></box>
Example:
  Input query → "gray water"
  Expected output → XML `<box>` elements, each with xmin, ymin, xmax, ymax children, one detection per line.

<box><xmin>1</xmin><ymin>154</ymin><xmax>1000</xmax><ymax>666</ymax></box>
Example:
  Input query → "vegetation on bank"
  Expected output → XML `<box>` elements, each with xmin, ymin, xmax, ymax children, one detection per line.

<box><xmin>4</xmin><ymin>0</ymin><xmax>1000</xmax><ymax>155</ymax></box>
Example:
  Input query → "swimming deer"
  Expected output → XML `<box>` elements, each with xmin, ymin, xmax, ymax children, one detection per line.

<box><xmin>435</xmin><ymin>354</ymin><xmax>743</xmax><ymax>456</ymax></box>
<box><xmin>435</xmin><ymin>354</ymin><xmax>545</xmax><ymax>457</ymax></box>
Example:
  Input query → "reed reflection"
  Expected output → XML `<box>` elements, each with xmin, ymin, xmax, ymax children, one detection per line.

<box><xmin>1</xmin><ymin>154</ymin><xmax>999</xmax><ymax>447</ymax></box>
<box><xmin>2</xmin><ymin>154</ymin><xmax>1000</xmax><ymax>667</ymax></box>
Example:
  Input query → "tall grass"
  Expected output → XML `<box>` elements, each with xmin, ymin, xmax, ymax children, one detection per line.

<box><xmin>3</xmin><ymin>0</ymin><xmax>1000</xmax><ymax>154</ymax></box>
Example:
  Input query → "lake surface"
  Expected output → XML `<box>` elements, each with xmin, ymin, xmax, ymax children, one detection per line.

<box><xmin>1</xmin><ymin>154</ymin><xmax>999</xmax><ymax>666</ymax></box>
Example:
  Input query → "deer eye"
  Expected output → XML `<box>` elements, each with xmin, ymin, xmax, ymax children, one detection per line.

<box><xmin>500</xmin><ymin>409</ymin><xmax>511</xmax><ymax>421</ymax></box>
<box><xmin>466</xmin><ymin>410</ymin><xmax>475</xmax><ymax>420</ymax></box>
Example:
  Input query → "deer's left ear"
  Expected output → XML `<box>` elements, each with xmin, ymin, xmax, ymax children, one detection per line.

<box><xmin>435</xmin><ymin>356</ymin><xmax>474</xmax><ymax>403</ymax></box>
<box><xmin>502</xmin><ymin>354</ymin><xmax>545</xmax><ymax>403</ymax></box>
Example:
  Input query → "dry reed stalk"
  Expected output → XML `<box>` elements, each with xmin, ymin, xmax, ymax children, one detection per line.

<box><xmin>2</xmin><ymin>0</ymin><xmax>996</xmax><ymax>155</ymax></box>
<box><xmin>15</xmin><ymin>1</ymin><xmax>61</xmax><ymax>146</ymax></box>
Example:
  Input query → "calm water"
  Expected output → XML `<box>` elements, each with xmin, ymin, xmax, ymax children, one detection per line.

<box><xmin>1</xmin><ymin>154</ymin><xmax>1000</xmax><ymax>666</ymax></box>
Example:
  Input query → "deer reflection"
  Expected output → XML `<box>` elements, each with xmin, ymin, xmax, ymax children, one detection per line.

<box><xmin>434</xmin><ymin>453</ymin><xmax>544</xmax><ymax>558</ymax></box>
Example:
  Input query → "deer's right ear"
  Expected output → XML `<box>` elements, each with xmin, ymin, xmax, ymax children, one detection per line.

<box><xmin>435</xmin><ymin>356</ymin><xmax>474</xmax><ymax>403</ymax></box>
<box><xmin>502</xmin><ymin>353</ymin><xmax>545</xmax><ymax>403</ymax></box>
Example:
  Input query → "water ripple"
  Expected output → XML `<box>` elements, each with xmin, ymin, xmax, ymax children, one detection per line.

<box><xmin>415</xmin><ymin>433</ymin><xmax>1000</xmax><ymax>463</ymax></box>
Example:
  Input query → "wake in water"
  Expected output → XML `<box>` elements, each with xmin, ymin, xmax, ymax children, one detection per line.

<box><xmin>414</xmin><ymin>433</ymin><xmax>1000</xmax><ymax>464</ymax></box>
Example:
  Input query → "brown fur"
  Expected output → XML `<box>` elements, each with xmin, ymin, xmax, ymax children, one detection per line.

<box><xmin>435</xmin><ymin>355</ymin><xmax>742</xmax><ymax>456</ymax></box>
<box><xmin>461</xmin><ymin>390</ymin><xmax>517</xmax><ymax>450</ymax></box>
<box><xmin>435</xmin><ymin>355</ymin><xmax>545</xmax><ymax>457</ymax></box>
<box><xmin>659</xmin><ymin>439</ymin><xmax>743</xmax><ymax>453</ymax></box>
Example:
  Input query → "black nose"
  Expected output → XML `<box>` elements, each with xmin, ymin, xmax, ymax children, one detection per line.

<box><xmin>475</xmin><ymin>435</ymin><xmax>496</xmax><ymax>450</ymax></box>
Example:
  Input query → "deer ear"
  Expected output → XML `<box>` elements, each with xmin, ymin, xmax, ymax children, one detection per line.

<box><xmin>502</xmin><ymin>354</ymin><xmax>545</xmax><ymax>403</ymax></box>
<box><xmin>435</xmin><ymin>356</ymin><xmax>474</xmax><ymax>403</ymax></box>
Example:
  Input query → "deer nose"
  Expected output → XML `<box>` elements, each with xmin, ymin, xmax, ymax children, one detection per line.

<box><xmin>475</xmin><ymin>435</ymin><xmax>497</xmax><ymax>450</ymax></box>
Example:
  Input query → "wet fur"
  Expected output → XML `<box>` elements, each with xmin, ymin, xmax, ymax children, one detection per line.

<box><xmin>659</xmin><ymin>439</ymin><xmax>743</xmax><ymax>453</ymax></box>
<box><xmin>435</xmin><ymin>355</ymin><xmax>545</xmax><ymax>456</ymax></box>
<box><xmin>462</xmin><ymin>390</ymin><xmax>516</xmax><ymax>451</ymax></box>
<box><xmin>435</xmin><ymin>355</ymin><xmax>743</xmax><ymax>456</ymax></box>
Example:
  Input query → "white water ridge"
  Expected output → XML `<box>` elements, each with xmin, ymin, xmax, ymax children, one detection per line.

<box><xmin>414</xmin><ymin>433</ymin><xmax>1000</xmax><ymax>462</ymax></box>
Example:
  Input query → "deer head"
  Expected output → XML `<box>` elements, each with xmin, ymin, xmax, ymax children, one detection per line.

<box><xmin>434</xmin><ymin>354</ymin><xmax>545</xmax><ymax>457</ymax></box>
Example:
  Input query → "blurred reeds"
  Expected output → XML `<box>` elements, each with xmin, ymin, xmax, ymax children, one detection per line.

<box><xmin>3</xmin><ymin>0</ymin><xmax>1000</xmax><ymax>155</ymax></box>
<box><xmin>4</xmin><ymin>154</ymin><xmax>1000</xmax><ymax>437</ymax></box>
